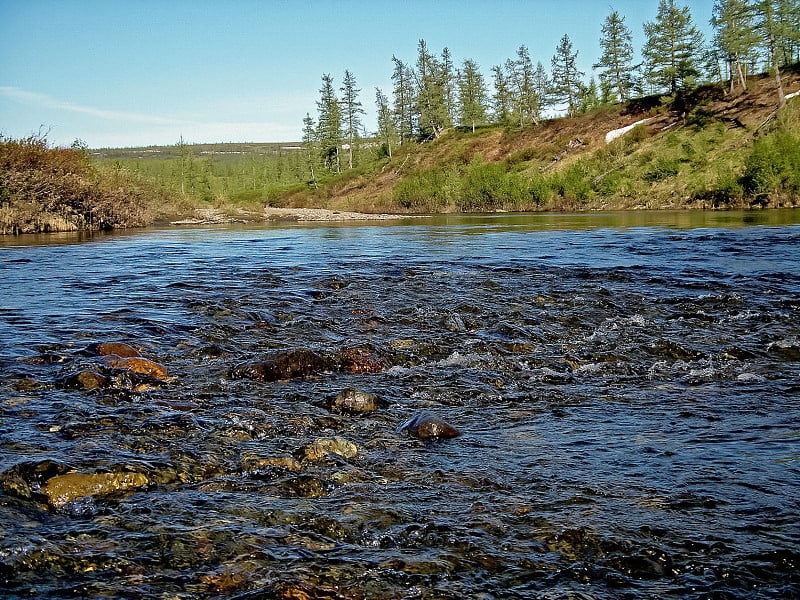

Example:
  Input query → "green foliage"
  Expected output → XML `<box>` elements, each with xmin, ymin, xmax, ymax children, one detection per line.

<box><xmin>742</xmin><ymin>129</ymin><xmax>800</xmax><ymax>196</ymax></box>
<box><xmin>643</xmin><ymin>158</ymin><xmax>681</xmax><ymax>182</ymax></box>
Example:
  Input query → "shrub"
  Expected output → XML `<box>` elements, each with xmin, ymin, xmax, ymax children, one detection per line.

<box><xmin>643</xmin><ymin>158</ymin><xmax>681</xmax><ymax>182</ymax></box>
<box><xmin>742</xmin><ymin>130</ymin><xmax>800</xmax><ymax>197</ymax></box>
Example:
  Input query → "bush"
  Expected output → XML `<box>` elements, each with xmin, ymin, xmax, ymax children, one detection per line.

<box><xmin>1</xmin><ymin>134</ymin><xmax>163</xmax><ymax>234</ymax></box>
<box><xmin>643</xmin><ymin>158</ymin><xmax>681</xmax><ymax>182</ymax></box>
<box><xmin>394</xmin><ymin>168</ymin><xmax>450</xmax><ymax>211</ymax></box>
<box><xmin>742</xmin><ymin>130</ymin><xmax>800</xmax><ymax>197</ymax></box>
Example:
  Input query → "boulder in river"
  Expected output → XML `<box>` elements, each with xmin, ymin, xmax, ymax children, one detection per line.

<box><xmin>296</xmin><ymin>436</ymin><xmax>358</xmax><ymax>462</ymax></box>
<box><xmin>95</xmin><ymin>342</ymin><xmax>140</xmax><ymax>358</ymax></box>
<box><xmin>398</xmin><ymin>412</ymin><xmax>461</xmax><ymax>440</ymax></box>
<box><xmin>325</xmin><ymin>388</ymin><xmax>383</xmax><ymax>414</ymax></box>
<box><xmin>230</xmin><ymin>349</ymin><xmax>331</xmax><ymax>381</ymax></box>
<box><xmin>337</xmin><ymin>344</ymin><xmax>391</xmax><ymax>373</ymax></box>
<box><xmin>40</xmin><ymin>471</ymin><xmax>149</xmax><ymax>509</ymax></box>
<box><xmin>102</xmin><ymin>355</ymin><xmax>168</xmax><ymax>380</ymax></box>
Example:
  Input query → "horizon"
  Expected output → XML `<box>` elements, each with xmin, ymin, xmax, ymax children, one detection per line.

<box><xmin>1</xmin><ymin>0</ymin><xmax>714</xmax><ymax>149</ymax></box>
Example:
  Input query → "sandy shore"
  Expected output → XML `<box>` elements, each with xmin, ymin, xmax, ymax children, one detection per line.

<box><xmin>170</xmin><ymin>206</ymin><xmax>414</xmax><ymax>225</ymax></box>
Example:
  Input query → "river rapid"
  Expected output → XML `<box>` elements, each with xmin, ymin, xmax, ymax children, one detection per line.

<box><xmin>1</xmin><ymin>211</ymin><xmax>798</xmax><ymax>599</ymax></box>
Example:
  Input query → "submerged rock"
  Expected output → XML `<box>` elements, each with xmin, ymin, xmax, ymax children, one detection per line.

<box><xmin>95</xmin><ymin>342</ymin><xmax>140</xmax><ymax>358</ymax></box>
<box><xmin>102</xmin><ymin>355</ymin><xmax>168</xmax><ymax>380</ymax></box>
<box><xmin>0</xmin><ymin>459</ymin><xmax>72</xmax><ymax>500</ymax></box>
<box><xmin>41</xmin><ymin>471</ymin><xmax>149</xmax><ymax>509</ymax></box>
<box><xmin>60</xmin><ymin>370</ymin><xmax>108</xmax><ymax>390</ymax></box>
<box><xmin>325</xmin><ymin>388</ymin><xmax>383</xmax><ymax>414</ymax></box>
<box><xmin>284</xmin><ymin>475</ymin><xmax>327</xmax><ymax>498</ymax></box>
<box><xmin>336</xmin><ymin>344</ymin><xmax>391</xmax><ymax>373</ymax></box>
<box><xmin>398</xmin><ymin>412</ymin><xmax>461</xmax><ymax>440</ymax></box>
<box><xmin>231</xmin><ymin>349</ymin><xmax>331</xmax><ymax>381</ymax></box>
<box><xmin>296</xmin><ymin>436</ymin><xmax>358</xmax><ymax>462</ymax></box>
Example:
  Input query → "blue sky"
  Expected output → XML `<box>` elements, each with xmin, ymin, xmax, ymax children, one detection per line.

<box><xmin>0</xmin><ymin>0</ymin><xmax>714</xmax><ymax>148</ymax></box>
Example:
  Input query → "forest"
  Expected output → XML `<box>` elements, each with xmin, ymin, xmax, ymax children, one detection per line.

<box><xmin>2</xmin><ymin>0</ymin><xmax>800</xmax><ymax>233</ymax></box>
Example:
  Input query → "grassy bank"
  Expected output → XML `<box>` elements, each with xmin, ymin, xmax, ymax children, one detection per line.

<box><xmin>2</xmin><ymin>70</ymin><xmax>798</xmax><ymax>235</ymax></box>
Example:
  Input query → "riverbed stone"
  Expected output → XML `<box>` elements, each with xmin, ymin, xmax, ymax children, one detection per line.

<box><xmin>325</xmin><ymin>388</ymin><xmax>383</xmax><ymax>414</ymax></box>
<box><xmin>0</xmin><ymin>459</ymin><xmax>72</xmax><ymax>500</ymax></box>
<box><xmin>96</xmin><ymin>342</ymin><xmax>140</xmax><ymax>357</ymax></box>
<box><xmin>60</xmin><ymin>370</ymin><xmax>108</xmax><ymax>390</ymax></box>
<box><xmin>296</xmin><ymin>436</ymin><xmax>358</xmax><ymax>462</ymax></box>
<box><xmin>230</xmin><ymin>349</ymin><xmax>331</xmax><ymax>381</ymax></box>
<box><xmin>337</xmin><ymin>344</ymin><xmax>391</xmax><ymax>373</ymax></box>
<box><xmin>40</xmin><ymin>471</ymin><xmax>149</xmax><ymax>509</ymax></box>
<box><xmin>102</xmin><ymin>355</ymin><xmax>168</xmax><ymax>380</ymax></box>
<box><xmin>398</xmin><ymin>412</ymin><xmax>461</xmax><ymax>440</ymax></box>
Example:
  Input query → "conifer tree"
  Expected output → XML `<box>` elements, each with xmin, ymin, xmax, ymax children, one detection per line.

<box><xmin>711</xmin><ymin>0</ymin><xmax>759</xmax><ymax>92</ymax></box>
<box><xmin>301</xmin><ymin>113</ymin><xmax>319</xmax><ymax>187</ymax></box>
<box><xmin>340</xmin><ymin>69</ymin><xmax>365</xmax><ymax>170</ymax></box>
<box><xmin>595</xmin><ymin>10</ymin><xmax>635</xmax><ymax>102</ymax></box>
<box><xmin>441</xmin><ymin>47</ymin><xmax>458</xmax><ymax>124</ymax></box>
<box><xmin>391</xmin><ymin>56</ymin><xmax>416</xmax><ymax>145</ymax></box>
<box><xmin>511</xmin><ymin>45</ymin><xmax>540</xmax><ymax>127</ymax></box>
<box><xmin>550</xmin><ymin>34</ymin><xmax>585</xmax><ymax>117</ymax></box>
<box><xmin>414</xmin><ymin>39</ymin><xmax>450</xmax><ymax>139</ymax></box>
<box><xmin>457</xmin><ymin>59</ymin><xmax>488</xmax><ymax>132</ymax></box>
<box><xmin>375</xmin><ymin>87</ymin><xmax>397</xmax><ymax>158</ymax></box>
<box><xmin>643</xmin><ymin>0</ymin><xmax>706</xmax><ymax>94</ymax></box>
<box><xmin>316</xmin><ymin>73</ymin><xmax>342</xmax><ymax>174</ymax></box>
<box><xmin>491</xmin><ymin>64</ymin><xmax>513</xmax><ymax>125</ymax></box>
<box><xmin>533</xmin><ymin>61</ymin><xmax>551</xmax><ymax>117</ymax></box>
<box><xmin>753</xmin><ymin>0</ymin><xmax>790</xmax><ymax>106</ymax></box>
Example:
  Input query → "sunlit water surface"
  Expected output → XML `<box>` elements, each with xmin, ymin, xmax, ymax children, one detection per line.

<box><xmin>1</xmin><ymin>211</ymin><xmax>798</xmax><ymax>599</ymax></box>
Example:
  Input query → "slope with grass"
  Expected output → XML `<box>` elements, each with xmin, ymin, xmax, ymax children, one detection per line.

<box><xmin>284</xmin><ymin>68</ymin><xmax>800</xmax><ymax>214</ymax></box>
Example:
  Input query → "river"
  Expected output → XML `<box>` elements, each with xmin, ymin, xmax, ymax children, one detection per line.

<box><xmin>1</xmin><ymin>210</ymin><xmax>798</xmax><ymax>599</ymax></box>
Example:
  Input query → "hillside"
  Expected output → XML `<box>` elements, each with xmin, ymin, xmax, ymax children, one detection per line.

<box><xmin>283</xmin><ymin>68</ymin><xmax>800</xmax><ymax>215</ymax></box>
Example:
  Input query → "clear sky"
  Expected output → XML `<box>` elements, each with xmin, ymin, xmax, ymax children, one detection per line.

<box><xmin>0</xmin><ymin>0</ymin><xmax>714</xmax><ymax>148</ymax></box>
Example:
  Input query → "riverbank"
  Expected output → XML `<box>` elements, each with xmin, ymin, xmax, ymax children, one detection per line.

<box><xmin>169</xmin><ymin>206</ymin><xmax>419</xmax><ymax>226</ymax></box>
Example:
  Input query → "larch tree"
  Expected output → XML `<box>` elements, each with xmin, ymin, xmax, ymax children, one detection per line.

<box><xmin>316</xmin><ymin>73</ymin><xmax>342</xmax><ymax>174</ymax></box>
<box><xmin>511</xmin><ymin>45</ymin><xmax>539</xmax><ymax>127</ymax></box>
<box><xmin>414</xmin><ymin>39</ymin><xmax>450</xmax><ymax>139</ymax></box>
<box><xmin>375</xmin><ymin>87</ymin><xmax>397</xmax><ymax>158</ymax></box>
<box><xmin>550</xmin><ymin>34</ymin><xmax>585</xmax><ymax>117</ymax></box>
<box><xmin>441</xmin><ymin>47</ymin><xmax>458</xmax><ymax>125</ymax></box>
<box><xmin>491</xmin><ymin>64</ymin><xmax>513</xmax><ymax>125</ymax></box>
<box><xmin>642</xmin><ymin>0</ymin><xmax>706</xmax><ymax>95</ymax></box>
<box><xmin>340</xmin><ymin>69</ymin><xmax>365</xmax><ymax>170</ymax></box>
<box><xmin>595</xmin><ymin>10</ymin><xmax>635</xmax><ymax>102</ymax></box>
<box><xmin>753</xmin><ymin>0</ymin><xmax>790</xmax><ymax>106</ymax></box>
<box><xmin>711</xmin><ymin>0</ymin><xmax>760</xmax><ymax>93</ymax></box>
<box><xmin>532</xmin><ymin>61</ymin><xmax>551</xmax><ymax>118</ymax></box>
<box><xmin>391</xmin><ymin>55</ymin><xmax>416</xmax><ymax>145</ymax></box>
<box><xmin>457</xmin><ymin>58</ymin><xmax>488</xmax><ymax>132</ymax></box>
<box><xmin>301</xmin><ymin>112</ymin><xmax>319</xmax><ymax>188</ymax></box>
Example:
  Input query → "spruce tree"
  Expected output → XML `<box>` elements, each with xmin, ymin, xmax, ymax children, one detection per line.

<box><xmin>457</xmin><ymin>59</ymin><xmax>488</xmax><ymax>132</ymax></box>
<box><xmin>340</xmin><ymin>69</ymin><xmax>365</xmax><ymax>170</ymax></box>
<box><xmin>511</xmin><ymin>45</ymin><xmax>539</xmax><ymax>127</ymax></box>
<box><xmin>595</xmin><ymin>10</ymin><xmax>635</xmax><ymax>102</ymax></box>
<box><xmin>550</xmin><ymin>34</ymin><xmax>585</xmax><ymax>117</ymax></box>
<box><xmin>316</xmin><ymin>73</ymin><xmax>342</xmax><ymax>174</ymax></box>
<box><xmin>414</xmin><ymin>39</ymin><xmax>450</xmax><ymax>139</ymax></box>
<box><xmin>643</xmin><ymin>0</ymin><xmax>706</xmax><ymax>95</ymax></box>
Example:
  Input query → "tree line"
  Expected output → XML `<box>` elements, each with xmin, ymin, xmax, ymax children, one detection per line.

<box><xmin>300</xmin><ymin>0</ymin><xmax>799</xmax><ymax>182</ymax></box>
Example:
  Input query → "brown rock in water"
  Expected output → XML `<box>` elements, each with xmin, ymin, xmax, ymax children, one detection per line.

<box><xmin>337</xmin><ymin>344</ymin><xmax>391</xmax><ymax>373</ymax></box>
<box><xmin>295</xmin><ymin>437</ymin><xmax>358</xmax><ymax>462</ymax></box>
<box><xmin>399</xmin><ymin>412</ymin><xmax>461</xmax><ymax>440</ymax></box>
<box><xmin>326</xmin><ymin>388</ymin><xmax>383</xmax><ymax>414</ymax></box>
<box><xmin>96</xmin><ymin>342</ymin><xmax>140</xmax><ymax>357</ymax></box>
<box><xmin>230</xmin><ymin>349</ymin><xmax>330</xmax><ymax>382</ymax></box>
<box><xmin>61</xmin><ymin>370</ymin><xmax>108</xmax><ymax>390</ymax></box>
<box><xmin>41</xmin><ymin>471</ymin><xmax>149</xmax><ymax>509</ymax></box>
<box><xmin>0</xmin><ymin>460</ymin><xmax>72</xmax><ymax>500</ymax></box>
<box><xmin>103</xmin><ymin>355</ymin><xmax>168</xmax><ymax>380</ymax></box>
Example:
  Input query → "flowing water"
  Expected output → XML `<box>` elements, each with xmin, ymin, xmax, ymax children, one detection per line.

<box><xmin>1</xmin><ymin>210</ymin><xmax>798</xmax><ymax>599</ymax></box>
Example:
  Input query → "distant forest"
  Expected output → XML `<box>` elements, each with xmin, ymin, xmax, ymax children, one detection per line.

<box><xmin>302</xmin><ymin>0</ymin><xmax>799</xmax><ymax>180</ymax></box>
